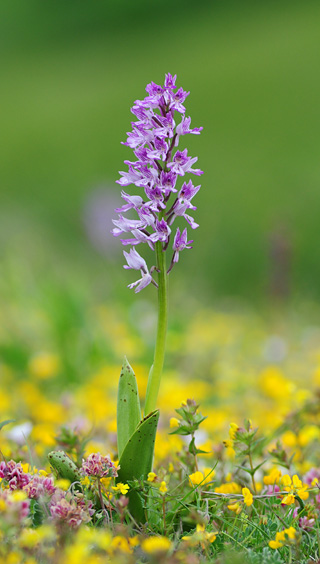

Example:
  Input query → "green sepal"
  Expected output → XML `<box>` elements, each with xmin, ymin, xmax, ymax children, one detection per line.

<box><xmin>117</xmin><ymin>409</ymin><xmax>159</xmax><ymax>523</ymax></box>
<box><xmin>188</xmin><ymin>436</ymin><xmax>209</xmax><ymax>456</ymax></box>
<box><xmin>48</xmin><ymin>450</ymin><xmax>81</xmax><ymax>484</ymax></box>
<box><xmin>117</xmin><ymin>357</ymin><xmax>142</xmax><ymax>460</ymax></box>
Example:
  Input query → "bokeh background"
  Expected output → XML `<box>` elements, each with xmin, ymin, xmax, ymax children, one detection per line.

<box><xmin>1</xmin><ymin>0</ymin><xmax>320</xmax><ymax>305</ymax></box>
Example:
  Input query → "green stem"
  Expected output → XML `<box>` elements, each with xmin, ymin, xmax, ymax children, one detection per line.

<box><xmin>144</xmin><ymin>241</ymin><xmax>168</xmax><ymax>415</ymax></box>
<box><xmin>248</xmin><ymin>450</ymin><xmax>257</xmax><ymax>494</ymax></box>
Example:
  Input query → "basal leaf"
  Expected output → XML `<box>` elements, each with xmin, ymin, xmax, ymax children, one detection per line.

<box><xmin>117</xmin><ymin>409</ymin><xmax>159</xmax><ymax>523</ymax></box>
<box><xmin>117</xmin><ymin>357</ymin><xmax>141</xmax><ymax>459</ymax></box>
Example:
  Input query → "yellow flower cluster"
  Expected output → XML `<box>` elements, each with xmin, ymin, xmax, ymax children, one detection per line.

<box><xmin>215</xmin><ymin>482</ymin><xmax>241</xmax><ymax>494</ymax></box>
<box><xmin>111</xmin><ymin>483</ymin><xmax>129</xmax><ymax>495</ymax></box>
<box><xmin>281</xmin><ymin>474</ymin><xmax>309</xmax><ymax>505</ymax></box>
<box><xmin>242</xmin><ymin>487</ymin><xmax>253</xmax><ymax>506</ymax></box>
<box><xmin>188</xmin><ymin>468</ymin><xmax>215</xmax><ymax>487</ymax></box>
<box><xmin>269</xmin><ymin>527</ymin><xmax>296</xmax><ymax>549</ymax></box>
<box><xmin>263</xmin><ymin>468</ymin><xmax>282</xmax><ymax>485</ymax></box>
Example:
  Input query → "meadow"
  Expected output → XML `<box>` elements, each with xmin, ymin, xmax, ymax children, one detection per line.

<box><xmin>1</xmin><ymin>260</ymin><xmax>320</xmax><ymax>562</ymax></box>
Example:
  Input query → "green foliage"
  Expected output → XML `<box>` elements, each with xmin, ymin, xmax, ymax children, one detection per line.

<box><xmin>246</xmin><ymin>547</ymin><xmax>285</xmax><ymax>564</ymax></box>
<box><xmin>117</xmin><ymin>409</ymin><xmax>159</xmax><ymax>523</ymax></box>
<box><xmin>48</xmin><ymin>450</ymin><xmax>81</xmax><ymax>484</ymax></box>
<box><xmin>55</xmin><ymin>426</ymin><xmax>90</xmax><ymax>467</ymax></box>
<box><xmin>117</xmin><ymin>357</ymin><xmax>142</xmax><ymax>460</ymax></box>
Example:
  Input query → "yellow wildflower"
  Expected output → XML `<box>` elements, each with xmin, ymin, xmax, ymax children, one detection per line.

<box><xmin>141</xmin><ymin>536</ymin><xmax>172</xmax><ymax>554</ymax></box>
<box><xmin>202</xmin><ymin>467</ymin><xmax>215</xmax><ymax>484</ymax></box>
<box><xmin>285</xmin><ymin>527</ymin><xmax>296</xmax><ymax>540</ymax></box>
<box><xmin>242</xmin><ymin>487</ymin><xmax>253</xmax><ymax>506</ymax></box>
<box><xmin>28</xmin><ymin>353</ymin><xmax>59</xmax><ymax>380</ymax></box>
<box><xmin>188</xmin><ymin>471</ymin><xmax>204</xmax><ymax>487</ymax></box>
<box><xmin>147</xmin><ymin>472</ymin><xmax>157</xmax><ymax>482</ymax></box>
<box><xmin>298</xmin><ymin>425</ymin><xmax>320</xmax><ymax>447</ymax></box>
<box><xmin>229</xmin><ymin>422</ymin><xmax>239</xmax><ymax>440</ymax></box>
<box><xmin>170</xmin><ymin>417</ymin><xmax>180</xmax><ymax>428</ymax></box>
<box><xmin>128</xmin><ymin>536</ymin><xmax>140</xmax><ymax>547</ymax></box>
<box><xmin>19</xmin><ymin>528</ymin><xmax>40</xmax><ymax>549</ymax></box>
<box><xmin>112</xmin><ymin>482</ymin><xmax>129</xmax><ymax>495</ymax></box>
<box><xmin>281</xmin><ymin>431</ymin><xmax>297</xmax><ymax>448</ymax></box>
<box><xmin>55</xmin><ymin>479</ymin><xmax>70</xmax><ymax>491</ymax></box>
<box><xmin>159</xmin><ymin>481</ymin><xmax>167</xmax><ymax>495</ymax></box>
<box><xmin>100</xmin><ymin>477</ymin><xmax>111</xmax><ymax>489</ymax></box>
<box><xmin>269</xmin><ymin>527</ymin><xmax>296</xmax><ymax>549</ymax></box>
<box><xmin>215</xmin><ymin>482</ymin><xmax>241</xmax><ymax>494</ymax></box>
<box><xmin>6</xmin><ymin>553</ymin><xmax>22</xmax><ymax>564</ymax></box>
<box><xmin>228</xmin><ymin>502</ymin><xmax>242</xmax><ymax>514</ymax></box>
<box><xmin>182</xmin><ymin>524</ymin><xmax>217</xmax><ymax>549</ymax></box>
<box><xmin>21</xmin><ymin>463</ymin><xmax>32</xmax><ymax>474</ymax></box>
<box><xmin>269</xmin><ymin>535</ymin><xmax>284</xmax><ymax>550</ymax></box>
<box><xmin>11</xmin><ymin>491</ymin><xmax>28</xmax><ymax>502</ymax></box>
<box><xmin>80</xmin><ymin>476</ymin><xmax>91</xmax><ymax>487</ymax></box>
<box><xmin>223</xmin><ymin>439</ymin><xmax>234</xmax><ymax>449</ymax></box>
<box><xmin>110</xmin><ymin>536</ymin><xmax>132</xmax><ymax>553</ymax></box>
<box><xmin>281</xmin><ymin>474</ymin><xmax>309</xmax><ymax>504</ymax></box>
<box><xmin>263</xmin><ymin>468</ymin><xmax>281</xmax><ymax>485</ymax></box>
<box><xmin>282</xmin><ymin>494</ymin><xmax>295</xmax><ymax>505</ymax></box>
<box><xmin>223</xmin><ymin>439</ymin><xmax>236</xmax><ymax>459</ymax></box>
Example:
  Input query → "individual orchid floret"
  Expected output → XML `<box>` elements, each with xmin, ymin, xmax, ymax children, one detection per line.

<box><xmin>121</xmin><ymin>229</ymin><xmax>155</xmax><ymax>250</ymax></box>
<box><xmin>159</xmin><ymin>171</ymin><xmax>178</xmax><ymax>195</ymax></box>
<box><xmin>164</xmin><ymin>72</ymin><xmax>177</xmax><ymax>89</ymax></box>
<box><xmin>112</xmin><ymin>215</ymin><xmax>145</xmax><ymax>237</ymax></box>
<box><xmin>149</xmin><ymin>218</ymin><xmax>171</xmax><ymax>243</ymax></box>
<box><xmin>168</xmin><ymin>149</ymin><xmax>203</xmax><ymax>177</ymax></box>
<box><xmin>172</xmin><ymin>228</ymin><xmax>193</xmax><ymax>264</ymax></box>
<box><xmin>115</xmin><ymin>192</ymin><xmax>144</xmax><ymax>213</ymax></box>
<box><xmin>168</xmin><ymin>86</ymin><xmax>190</xmax><ymax>114</ymax></box>
<box><xmin>168</xmin><ymin>180</ymin><xmax>201</xmax><ymax>229</ymax></box>
<box><xmin>176</xmin><ymin>116</ymin><xmax>203</xmax><ymax>143</ymax></box>
<box><xmin>167</xmin><ymin>227</ymin><xmax>193</xmax><ymax>274</ymax></box>
<box><xmin>117</xmin><ymin>164</ymin><xmax>143</xmax><ymax>186</ymax></box>
<box><xmin>123</xmin><ymin>248</ymin><xmax>154</xmax><ymax>292</ymax></box>
<box><xmin>145</xmin><ymin>185</ymin><xmax>166</xmax><ymax>211</ymax></box>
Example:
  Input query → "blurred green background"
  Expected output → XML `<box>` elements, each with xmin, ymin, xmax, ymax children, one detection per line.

<box><xmin>1</xmin><ymin>0</ymin><xmax>320</xmax><ymax>302</ymax></box>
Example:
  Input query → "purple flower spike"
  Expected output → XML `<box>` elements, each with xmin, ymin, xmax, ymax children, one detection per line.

<box><xmin>112</xmin><ymin>73</ymin><xmax>203</xmax><ymax>290</ymax></box>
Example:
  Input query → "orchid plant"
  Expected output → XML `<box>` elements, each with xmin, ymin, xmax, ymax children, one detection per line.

<box><xmin>48</xmin><ymin>74</ymin><xmax>203</xmax><ymax>523</ymax></box>
<box><xmin>112</xmin><ymin>73</ymin><xmax>203</xmax><ymax>521</ymax></box>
